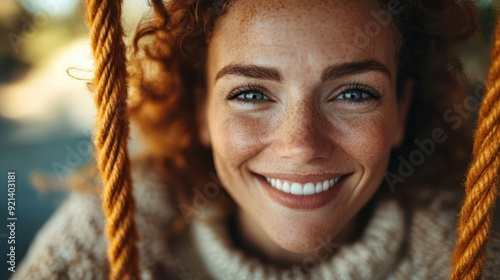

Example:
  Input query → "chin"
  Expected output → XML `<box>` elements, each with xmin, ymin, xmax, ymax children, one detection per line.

<box><xmin>260</xmin><ymin>210</ymin><xmax>352</xmax><ymax>254</ymax></box>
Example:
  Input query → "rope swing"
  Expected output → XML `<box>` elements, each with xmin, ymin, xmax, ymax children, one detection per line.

<box><xmin>451</xmin><ymin>17</ymin><xmax>500</xmax><ymax>280</ymax></box>
<box><xmin>84</xmin><ymin>0</ymin><xmax>140</xmax><ymax>279</ymax></box>
<box><xmin>83</xmin><ymin>1</ymin><xmax>499</xmax><ymax>279</ymax></box>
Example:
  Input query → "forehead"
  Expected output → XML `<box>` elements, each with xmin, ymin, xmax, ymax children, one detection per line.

<box><xmin>209</xmin><ymin>0</ymin><xmax>398</xmax><ymax>74</ymax></box>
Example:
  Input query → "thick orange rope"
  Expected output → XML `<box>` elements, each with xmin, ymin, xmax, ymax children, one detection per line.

<box><xmin>451</xmin><ymin>18</ymin><xmax>500</xmax><ymax>280</ymax></box>
<box><xmin>85</xmin><ymin>1</ymin><xmax>141</xmax><ymax>279</ymax></box>
<box><xmin>82</xmin><ymin>0</ymin><xmax>499</xmax><ymax>278</ymax></box>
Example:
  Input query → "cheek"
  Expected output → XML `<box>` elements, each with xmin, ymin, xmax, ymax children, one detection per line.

<box><xmin>335</xmin><ymin>112</ymin><xmax>396</xmax><ymax>168</ymax></box>
<box><xmin>209</xmin><ymin>113</ymin><xmax>271</xmax><ymax>169</ymax></box>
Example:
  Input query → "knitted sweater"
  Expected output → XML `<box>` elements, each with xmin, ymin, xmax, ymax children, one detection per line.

<box><xmin>12</xmin><ymin>161</ymin><xmax>500</xmax><ymax>280</ymax></box>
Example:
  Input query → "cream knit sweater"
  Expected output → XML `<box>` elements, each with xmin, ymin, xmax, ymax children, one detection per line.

<box><xmin>12</xmin><ymin>161</ymin><xmax>500</xmax><ymax>280</ymax></box>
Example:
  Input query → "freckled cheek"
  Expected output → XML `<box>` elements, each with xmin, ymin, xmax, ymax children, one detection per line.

<box><xmin>337</xmin><ymin>117</ymin><xmax>394</xmax><ymax>168</ymax></box>
<box><xmin>210</xmin><ymin>115</ymin><xmax>271</xmax><ymax>167</ymax></box>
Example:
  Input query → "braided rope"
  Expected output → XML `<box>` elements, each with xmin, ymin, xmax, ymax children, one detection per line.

<box><xmin>82</xmin><ymin>0</ymin><xmax>499</xmax><ymax>278</ymax></box>
<box><xmin>85</xmin><ymin>1</ymin><xmax>141</xmax><ymax>279</ymax></box>
<box><xmin>451</xmin><ymin>17</ymin><xmax>500</xmax><ymax>280</ymax></box>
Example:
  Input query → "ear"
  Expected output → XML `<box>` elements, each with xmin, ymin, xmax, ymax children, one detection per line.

<box><xmin>393</xmin><ymin>79</ymin><xmax>413</xmax><ymax>147</ymax></box>
<box><xmin>195</xmin><ymin>86</ymin><xmax>211</xmax><ymax>147</ymax></box>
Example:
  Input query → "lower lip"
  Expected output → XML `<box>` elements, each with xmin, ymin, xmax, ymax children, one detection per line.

<box><xmin>255</xmin><ymin>174</ymin><xmax>345</xmax><ymax>210</ymax></box>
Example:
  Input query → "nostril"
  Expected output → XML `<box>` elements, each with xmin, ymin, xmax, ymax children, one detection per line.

<box><xmin>272</xmin><ymin>128</ymin><xmax>332</xmax><ymax>162</ymax></box>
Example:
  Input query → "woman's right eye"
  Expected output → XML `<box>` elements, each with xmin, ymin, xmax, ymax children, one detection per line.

<box><xmin>226</xmin><ymin>84</ymin><xmax>271</xmax><ymax>104</ymax></box>
<box><xmin>236</xmin><ymin>91</ymin><xmax>268</xmax><ymax>101</ymax></box>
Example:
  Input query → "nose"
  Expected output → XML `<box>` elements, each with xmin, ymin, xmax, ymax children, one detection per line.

<box><xmin>272</xmin><ymin>102</ymin><xmax>332</xmax><ymax>163</ymax></box>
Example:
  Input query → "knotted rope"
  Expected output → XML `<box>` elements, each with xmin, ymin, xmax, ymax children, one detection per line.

<box><xmin>451</xmin><ymin>17</ymin><xmax>500</xmax><ymax>280</ymax></box>
<box><xmin>85</xmin><ymin>0</ymin><xmax>141</xmax><ymax>279</ymax></box>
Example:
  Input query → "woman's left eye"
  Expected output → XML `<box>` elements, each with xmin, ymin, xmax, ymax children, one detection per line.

<box><xmin>336</xmin><ymin>90</ymin><xmax>371</xmax><ymax>100</ymax></box>
<box><xmin>332</xmin><ymin>85</ymin><xmax>381</xmax><ymax>104</ymax></box>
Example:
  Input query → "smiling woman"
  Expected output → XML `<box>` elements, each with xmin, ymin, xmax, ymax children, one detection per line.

<box><xmin>202</xmin><ymin>0</ymin><xmax>407</xmax><ymax>258</ymax></box>
<box><xmin>12</xmin><ymin>0</ymin><xmax>500</xmax><ymax>279</ymax></box>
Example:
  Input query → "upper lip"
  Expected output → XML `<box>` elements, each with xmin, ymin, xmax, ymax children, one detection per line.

<box><xmin>254</xmin><ymin>172</ymin><xmax>347</xmax><ymax>184</ymax></box>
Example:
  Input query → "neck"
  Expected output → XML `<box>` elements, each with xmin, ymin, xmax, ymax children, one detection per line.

<box><xmin>232</xmin><ymin>208</ymin><xmax>361</xmax><ymax>267</ymax></box>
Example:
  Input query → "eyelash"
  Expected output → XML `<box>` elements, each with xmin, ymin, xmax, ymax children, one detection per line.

<box><xmin>226</xmin><ymin>83</ymin><xmax>271</xmax><ymax>104</ymax></box>
<box><xmin>333</xmin><ymin>83</ymin><xmax>382</xmax><ymax>104</ymax></box>
<box><xmin>225</xmin><ymin>83</ymin><xmax>381</xmax><ymax>104</ymax></box>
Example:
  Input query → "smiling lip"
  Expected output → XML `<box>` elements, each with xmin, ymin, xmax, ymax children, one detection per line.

<box><xmin>254</xmin><ymin>173</ymin><xmax>346</xmax><ymax>210</ymax></box>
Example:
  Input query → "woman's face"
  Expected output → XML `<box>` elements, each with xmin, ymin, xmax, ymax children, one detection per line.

<box><xmin>202</xmin><ymin>0</ymin><xmax>408</xmax><ymax>255</ymax></box>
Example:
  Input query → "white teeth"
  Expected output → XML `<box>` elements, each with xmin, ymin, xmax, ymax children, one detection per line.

<box><xmin>282</xmin><ymin>181</ymin><xmax>291</xmax><ymax>193</ymax></box>
<box><xmin>290</xmin><ymin>183</ymin><xmax>303</xmax><ymax>195</ymax></box>
<box><xmin>315</xmin><ymin>182</ymin><xmax>323</xmax><ymax>193</ymax></box>
<box><xmin>303</xmin><ymin>183</ymin><xmax>315</xmax><ymax>195</ymax></box>
<box><xmin>276</xmin><ymin>179</ymin><xmax>282</xmax><ymax>190</ymax></box>
<box><xmin>323</xmin><ymin>180</ymin><xmax>329</xmax><ymax>191</ymax></box>
<box><xmin>266</xmin><ymin>176</ymin><xmax>342</xmax><ymax>195</ymax></box>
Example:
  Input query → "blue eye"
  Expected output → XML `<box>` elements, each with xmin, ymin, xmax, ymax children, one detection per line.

<box><xmin>226</xmin><ymin>84</ymin><xmax>271</xmax><ymax>104</ymax></box>
<box><xmin>333</xmin><ymin>84</ymin><xmax>381</xmax><ymax>104</ymax></box>
<box><xmin>336</xmin><ymin>90</ymin><xmax>371</xmax><ymax>100</ymax></box>
<box><xmin>238</xmin><ymin>91</ymin><xmax>268</xmax><ymax>101</ymax></box>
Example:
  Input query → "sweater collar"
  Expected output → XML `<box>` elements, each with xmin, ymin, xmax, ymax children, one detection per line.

<box><xmin>192</xmin><ymin>197</ymin><xmax>405</xmax><ymax>280</ymax></box>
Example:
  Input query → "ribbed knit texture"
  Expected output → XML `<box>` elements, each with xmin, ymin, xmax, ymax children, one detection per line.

<box><xmin>12</xmin><ymin>160</ymin><xmax>500</xmax><ymax>280</ymax></box>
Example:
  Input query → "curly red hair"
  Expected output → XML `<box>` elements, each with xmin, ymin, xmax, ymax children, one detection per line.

<box><xmin>127</xmin><ymin>0</ymin><xmax>478</xmax><ymax>212</ymax></box>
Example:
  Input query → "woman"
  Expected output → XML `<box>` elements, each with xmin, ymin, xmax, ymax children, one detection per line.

<box><xmin>13</xmin><ymin>0</ymin><xmax>500</xmax><ymax>279</ymax></box>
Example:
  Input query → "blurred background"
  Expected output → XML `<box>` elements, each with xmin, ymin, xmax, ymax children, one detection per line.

<box><xmin>0</xmin><ymin>0</ymin><xmax>498</xmax><ymax>279</ymax></box>
<box><xmin>0</xmin><ymin>1</ymin><xmax>149</xmax><ymax>279</ymax></box>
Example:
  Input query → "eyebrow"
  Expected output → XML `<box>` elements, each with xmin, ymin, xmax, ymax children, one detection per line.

<box><xmin>321</xmin><ymin>59</ymin><xmax>391</xmax><ymax>82</ymax></box>
<box><xmin>214</xmin><ymin>59</ymin><xmax>391</xmax><ymax>83</ymax></box>
<box><xmin>215</xmin><ymin>64</ymin><xmax>283</xmax><ymax>82</ymax></box>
